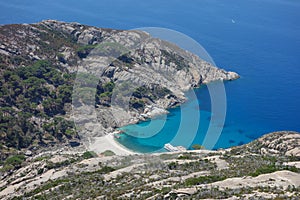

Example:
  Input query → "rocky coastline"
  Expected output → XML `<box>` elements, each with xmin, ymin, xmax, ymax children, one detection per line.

<box><xmin>0</xmin><ymin>20</ymin><xmax>239</xmax><ymax>155</ymax></box>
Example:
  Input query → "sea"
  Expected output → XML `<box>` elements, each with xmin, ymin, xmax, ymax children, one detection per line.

<box><xmin>1</xmin><ymin>0</ymin><xmax>299</xmax><ymax>152</ymax></box>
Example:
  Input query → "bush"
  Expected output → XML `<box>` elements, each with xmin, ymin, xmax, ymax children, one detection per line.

<box><xmin>192</xmin><ymin>144</ymin><xmax>205</xmax><ymax>150</ymax></box>
<box><xmin>250</xmin><ymin>164</ymin><xmax>277</xmax><ymax>177</ymax></box>
<box><xmin>185</xmin><ymin>175</ymin><xmax>226</xmax><ymax>186</ymax></box>
<box><xmin>0</xmin><ymin>154</ymin><xmax>26</xmax><ymax>172</ymax></box>
<box><xmin>177</xmin><ymin>153</ymin><xmax>193</xmax><ymax>160</ymax></box>
<box><xmin>82</xmin><ymin>151</ymin><xmax>98</xmax><ymax>159</ymax></box>
<box><xmin>98</xmin><ymin>166</ymin><xmax>115</xmax><ymax>174</ymax></box>
<box><xmin>5</xmin><ymin>154</ymin><xmax>25</xmax><ymax>166</ymax></box>
<box><xmin>130</xmin><ymin>99</ymin><xmax>145</xmax><ymax>110</ymax></box>
<box><xmin>250</xmin><ymin>164</ymin><xmax>300</xmax><ymax>177</ymax></box>
<box><xmin>168</xmin><ymin>162</ymin><xmax>178</xmax><ymax>170</ymax></box>
<box><xmin>76</xmin><ymin>44</ymin><xmax>97</xmax><ymax>58</ymax></box>
<box><xmin>100</xmin><ymin>150</ymin><xmax>116</xmax><ymax>157</ymax></box>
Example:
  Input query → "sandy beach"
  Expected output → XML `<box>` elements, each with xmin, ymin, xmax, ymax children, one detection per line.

<box><xmin>89</xmin><ymin>133</ymin><xmax>138</xmax><ymax>156</ymax></box>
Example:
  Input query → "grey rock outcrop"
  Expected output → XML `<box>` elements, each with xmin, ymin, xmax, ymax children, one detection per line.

<box><xmin>230</xmin><ymin>131</ymin><xmax>300</xmax><ymax>158</ymax></box>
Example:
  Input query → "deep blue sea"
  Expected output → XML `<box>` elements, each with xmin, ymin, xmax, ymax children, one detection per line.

<box><xmin>1</xmin><ymin>0</ymin><xmax>299</xmax><ymax>152</ymax></box>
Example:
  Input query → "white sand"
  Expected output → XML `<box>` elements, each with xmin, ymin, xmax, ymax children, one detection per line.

<box><xmin>89</xmin><ymin>133</ymin><xmax>138</xmax><ymax>155</ymax></box>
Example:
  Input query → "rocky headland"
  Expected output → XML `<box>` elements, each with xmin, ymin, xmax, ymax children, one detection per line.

<box><xmin>0</xmin><ymin>20</ymin><xmax>238</xmax><ymax>155</ymax></box>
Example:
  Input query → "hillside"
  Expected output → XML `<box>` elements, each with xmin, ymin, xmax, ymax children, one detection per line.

<box><xmin>0</xmin><ymin>20</ymin><xmax>238</xmax><ymax>159</ymax></box>
<box><xmin>0</xmin><ymin>131</ymin><xmax>299</xmax><ymax>199</ymax></box>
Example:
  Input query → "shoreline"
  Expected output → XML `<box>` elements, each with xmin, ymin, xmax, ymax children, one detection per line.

<box><xmin>89</xmin><ymin>132</ymin><xmax>138</xmax><ymax>156</ymax></box>
<box><xmin>88</xmin><ymin>80</ymin><xmax>243</xmax><ymax>156</ymax></box>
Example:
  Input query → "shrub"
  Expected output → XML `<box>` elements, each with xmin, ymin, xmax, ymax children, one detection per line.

<box><xmin>185</xmin><ymin>175</ymin><xmax>226</xmax><ymax>186</ymax></box>
<box><xmin>76</xmin><ymin>44</ymin><xmax>97</xmax><ymax>58</ymax></box>
<box><xmin>101</xmin><ymin>150</ymin><xmax>116</xmax><ymax>157</ymax></box>
<box><xmin>192</xmin><ymin>144</ymin><xmax>205</xmax><ymax>150</ymax></box>
<box><xmin>249</xmin><ymin>164</ymin><xmax>277</xmax><ymax>177</ymax></box>
<box><xmin>82</xmin><ymin>151</ymin><xmax>98</xmax><ymax>159</ymax></box>
<box><xmin>168</xmin><ymin>162</ymin><xmax>178</xmax><ymax>170</ymax></box>
<box><xmin>5</xmin><ymin>154</ymin><xmax>25</xmax><ymax>166</ymax></box>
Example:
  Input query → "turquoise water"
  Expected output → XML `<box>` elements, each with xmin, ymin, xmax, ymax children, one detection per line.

<box><xmin>118</xmin><ymin>83</ymin><xmax>267</xmax><ymax>152</ymax></box>
<box><xmin>1</xmin><ymin>0</ymin><xmax>299</xmax><ymax>151</ymax></box>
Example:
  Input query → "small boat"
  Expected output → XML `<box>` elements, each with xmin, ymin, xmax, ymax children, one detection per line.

<box><xmin>231</xmin><ymin>19</ymin><xmax>236</xmax><ymax>24</ymax></box>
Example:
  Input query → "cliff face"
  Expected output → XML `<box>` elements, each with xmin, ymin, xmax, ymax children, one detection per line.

<box><xmin>0</xmin><ymin>20</ymin><xmax>239</xmax><ymax>155</ymax></box>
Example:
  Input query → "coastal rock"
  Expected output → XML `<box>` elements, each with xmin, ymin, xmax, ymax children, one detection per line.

<box><xmin>230</xmin><ymin>131</ymin><xmax>300</xmax><ymax>158</ymax></box>
<box><xmin>257</xmin><ymin>131</ymin><xmax>300</xmax><ymax>157</ymax></box>
<box><xmin>142</xmin><ymin>105</ymin><xmax>169</xmax><ymax>118</ymax></box>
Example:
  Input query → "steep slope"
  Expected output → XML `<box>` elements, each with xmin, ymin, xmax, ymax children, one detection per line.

<box><xmin>0</xmin><ymin>20</ymin><xmax>239</xmax><ymax>158</ymax></box>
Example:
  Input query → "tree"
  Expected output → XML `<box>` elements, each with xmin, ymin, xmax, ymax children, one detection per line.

<box><xmin>192</xmin><ymin>144</ymin><xmax>205</xmax><ymax>150</ymax></box>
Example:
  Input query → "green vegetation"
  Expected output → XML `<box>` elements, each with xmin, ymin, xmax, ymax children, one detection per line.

<box><xmin>161</xmin><ymin>49</ymin><xmax>189</xmax><ymax>70</ymax></box>
<box><xmin>95</xmin><ymin>81</ymin><xmax>115</xmax><ymax>106</ymax></box>
<box><xmin>95</xmin><ymin>80</ymin><xmax>173</xmax><ymax>110</ymax></box>
<box><xmin>159</xmin><ymin>153</ymin><xmax>179</xmax><ymax>160</ymax></box>
<box><xmin>100</xmin><ymin>150</ymin><xmax>116</xmax><ymax>157</ymax></box>
<box><xmin>130</xmin><ymin>98</ymin><xmax>146</xmax><ymax>110</ymax></box>
<box><xmin>132</xmin><ymin>85</ymin><xmax>171</xmax><ymax>100</ymax></box>
<box><xmin>20</xmin><ymin>165</ymin><xmax>116</xmax><ymax>199</ymax></box>
<box><xmin>0</xmin><ymin>154</ymin><xmax>26</xmax><ymax>172</ymax></box>
<box><xmin>46</xmin><ymin>158</ymin><xmax>78</xmax><ymax>170</ymax></box>
<box><xmin>1</xmin><ymin>22</ymin><xmax>299</xmax><ymax>200</ymax></box>
<box><xmin>5</xmin><ymin>151</ymin><xmax>300</xmax><ymax>199</ymax></box>
<box><xmin>167</xmin><ymin>161</ymin><xmax>178</xmax><ymax>170</ymax></box>
<box><xmin>185</xmin><ymin>175</ymin><xmax>226</xmax><ymax>186</ymax></box>
<box><xmin>82</xmin><ymin>151</ymin><xmax>98</xmax><ymax>159</ymax></box>
<box><xmin>192</xmin><ymin>144</ymin><xmax>205</xmax><ymax>150</ymax></box>
<box><xmin>24</xmin><ymin>178</ymin><xmax>70</xmax><ymax>198</ymax></box>
<box><xmin>83</xmin><ymin>166</ymin><xmax>116</xmax><ymax>175</ymax></box>
<box><xmin>76</xmin><ymin>44</ymin><xmax>97</xmax><ymax>58</ymax></box>
<box><xmin>167</xmin><ymin>159</ymin><xmax>215</xmax><ymax>172</ymax></box>
<box><xmin>250</xmin><ymin>163</ymin><xmax>299</xmax><ymax>177</ymax></box>
<box><xmin>177</xmin><ymin>152</ymin><xmax>199</xmax><ymax>160</ymax></box>
<box><xmin>4</xmin><ymin>154</ymin><xmax>25</xmax><ymax>166</ymax></box>
<box><xmin>128</xmin><ymin>85</ymin><xmax>173</xmax><ymax>111</ymax></box>
<box><xmin>0</xmin><ymin>60</ymin><xmax>78</xmax><ymax>161</ymax></box>
<box><xmin>33</xmin><ymin>156</ymin><xmax>50</xmax><ymax>162</ymax></box>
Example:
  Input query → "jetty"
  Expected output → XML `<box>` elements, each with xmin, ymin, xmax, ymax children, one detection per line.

<box><xmin>164</xmin><ymin>143</ymin><xmax>186</xmax><ymax>152</ymax></box>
